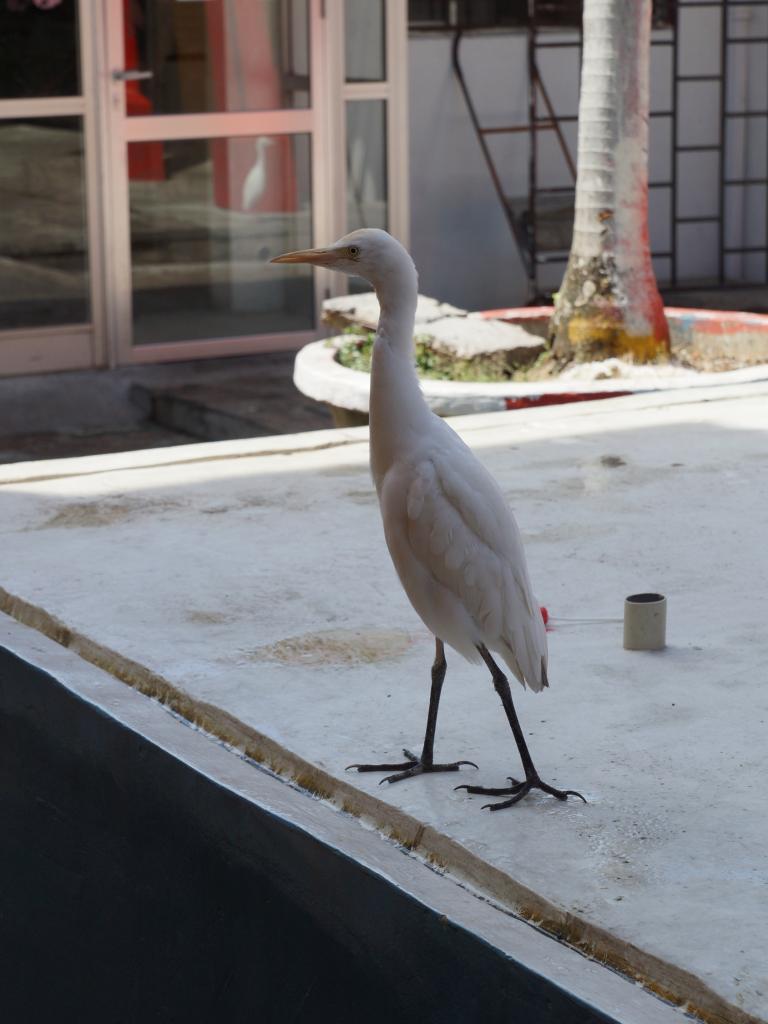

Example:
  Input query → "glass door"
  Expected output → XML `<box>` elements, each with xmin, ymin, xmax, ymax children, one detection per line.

<box><xmin>105</xmin><ymin>0</ymin><xmax>333</xmax><ymax>363</ymax></box>
<box><xmin>0</xmin><ymin>0</ymin><xmax>102</xmax><ymax>375</ymax></box>
<box><xmin>103</xmin><ymin>0</ymin><xmax>407</xmax><ymax>365</ymax></box>
<box><xmin>0</xmin><ymin>0</ymin><xmax>408</xmax><ymax>375</ymax></box>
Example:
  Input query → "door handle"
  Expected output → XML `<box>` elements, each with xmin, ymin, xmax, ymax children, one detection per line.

<box><xmin>112</xmin><ymin>69</ymin><xmax>154</xmax><ymax>81</ymax></box>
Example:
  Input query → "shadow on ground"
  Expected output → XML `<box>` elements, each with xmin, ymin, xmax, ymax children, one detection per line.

<box><xmin>0</xmin><ymin>352</ymin><xmax>333</xmax><ymax>464</ymax></box>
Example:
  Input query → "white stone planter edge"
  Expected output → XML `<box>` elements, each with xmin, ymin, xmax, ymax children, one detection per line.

<box><xmin>293</xmin><ymin>338</ymin><xmax>768</xmax><ymax>417</ymax></box>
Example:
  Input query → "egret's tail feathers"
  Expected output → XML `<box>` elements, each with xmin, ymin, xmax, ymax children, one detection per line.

<box><xmin>496</xmin><ymin>638</ymin><xmax>549</xmax><ymax>692</ymax></box>
<box><xmin>497</xmin><ymin>639</ymin><xmax>527</xmax><ymax>689</ymax></box>
<box><xmin>524</xmin><ymin>654</ymin><xmax>548</xmax><ymax>693</ymax></box>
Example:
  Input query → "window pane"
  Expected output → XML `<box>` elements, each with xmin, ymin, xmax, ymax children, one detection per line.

<box><xmin>346</xmin><ymin>101</ymin><xmax>388</xmax><ymax>232</ymax></box>
<box><xmin>0</xmin><ymin>118</ymin><xmax>89</xmax><ymax>329</ymax></box>
<box><xmin>0</xmin><ymin>1</ymin><xmax>80</xmax><ymax>99</ymax></box>
<box><xmin>345</xmin><ymin>0</ymin><xmax>385</xmax><ymax>82</ymax></box>
<box><xmin>676</xmin><ymin>222</ymin><xmax>720</xmax><ymax>281</ymax></box>
<box><xmin>726</xmin><ymin>43</ymin><xmax>768</xmax><ymax>114</ymax></box>
<box><xmin>129</xmin><ymin>134</ymin><xmax>314</xmax><ymax>345</ymax></box>
<box><xmin>677</xmin><ymin>6</ymin><xmax>721</xmax><ymax>78</ymax></box>
<box><xmin>124</xmin><ymin>0</ymin><xmax>310</xmax><ymax>116</ymax></box>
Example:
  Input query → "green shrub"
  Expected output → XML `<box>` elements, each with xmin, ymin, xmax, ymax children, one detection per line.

<box><xmin>334</xmin><ymin>330</ymin><xmax>532</xmax><ymax>383</ymax></box>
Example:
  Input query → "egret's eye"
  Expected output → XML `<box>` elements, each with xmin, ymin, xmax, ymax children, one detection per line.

<box><xmin>348</xmin><ymin>245</ymin><xmax>360</xmax><ymax>258</ymax></box>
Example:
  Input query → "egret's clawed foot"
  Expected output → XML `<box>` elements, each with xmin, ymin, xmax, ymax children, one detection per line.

<box><xmin>455</xmin><ymin>774</ymin><xmax>586</xmax><ymax>810</ymax></box>
<box><xmin>347</xmin><ymin>748</ymin><xmax>478</xmax><ymax>786</ymax></box>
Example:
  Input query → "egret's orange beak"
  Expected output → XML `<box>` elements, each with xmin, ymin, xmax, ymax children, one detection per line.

<box><xmin>270</xmin><ymin>246</ymin><xmax>338</xmax><ymax>266</ymax></box>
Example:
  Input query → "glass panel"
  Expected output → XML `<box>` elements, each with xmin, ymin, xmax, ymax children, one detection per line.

<box><xmin>129</xmin><ymin>133</ymin><xmax>313</xmax><ymax>345</ymax></box>
<box><xmin>725</xmin><ymin>116</ymin><xmax>767</xmax><ymax>181</ymax></box>
<box><xmin>124</xmin><ymin>0</ymin><xmax>309</xmax><ymax>116</ymax></box>
<box><xmin>648</xmin><ymin>186</ymin><xmax>672</xmax><ymax>253</ymax></box>
<box><xmin>728</xmin><ymin>4</ymin><xmax>768</xmax><ymax>40</ymax></box>
<box><xmin>725</xmin><ymin>251</ymin><xmax>767</xmax><ymax>284</ymax></box>
<box><xmin>648</xmin><ymin>41</ymin><xmax>672</xmax><ymax>115</ymax></box>
<box><xmin>0</xmin><ymin>0</ymin><xmax>79</xmax><ymax>99</ymax></box>
<box><xmin>651</xmin><ymin>255</ymin><xmax>671</xmax><ymax>287</ymax></box>
<box><xmin>345</xmin><ymin>0</ymin><xmax>385</xmax><ymax>82</ymax></box>
<box><xmin>346</xmin><ymin>100</ymin><xmax>388</xmax><ymax>232</ymax></box>
<box><xmin>676</xmin><ymin>222</ymin><xmax>720</xmax><ymax>281</ymax></box>
<box><xmin>725</xmin><ymin>184</ymin><xmax>767</xmax><ymax>249</ymax></box>
<box><xmin>725</xmin><ymin>43</ymin><xmax>768</xmax><ymax>114</ymax></box>
<box><xmin>0</xmin><ymin>117</ymin><xmax>89</xmax><ymax>329</ymax></box>
<box><xmin>677</xmin><ymin>81</ymin><xmax>720</xmax><ymax>148</ymax></box>
<box><xmin>677</xmin><ymin>150</ymin><xmax>719</xmax><ymax>219</ymax></box>
<box><xmin>648</xmin><ymin>115</ymin><xmax>672</xmax><ymax>183</ymax></box>
<box><xmin>677</xmin><ymin>6</ymin><xmax>721</xmax><ymax>78</ymax></box>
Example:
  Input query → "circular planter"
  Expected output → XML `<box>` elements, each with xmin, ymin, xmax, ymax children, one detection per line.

<box><xmin>294</xmin><ymin>306</ymin><xmax>768</xmax><ymax>425</ymax></box>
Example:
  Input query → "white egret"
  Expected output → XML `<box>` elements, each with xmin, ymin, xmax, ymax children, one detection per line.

<box><xmin>272</xmin><ymin>230</ymin><xmax>584</xmax><ymax>810</ymax></box>
<box><xmin>242</xmin><ymin>137</ymin><xmax>274</xmax><ymax>212</ymax></box>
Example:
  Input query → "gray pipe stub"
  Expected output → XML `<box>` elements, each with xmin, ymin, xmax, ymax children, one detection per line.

<box><xmin>623</xmin><ymin>593</ymin><xmax>667</xmax><ymax>650</ymax></box>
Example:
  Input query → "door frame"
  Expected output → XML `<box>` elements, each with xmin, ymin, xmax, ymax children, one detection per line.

<box><xmin>0</xmin><ymin>0</ymin><xmax>409</xmax><ymax>376</ymax></box>
<box><xmin>99</xmin><ymin>0</ymin><xmax>408</xmax><ymax>369</ymax></box>
<box><xmin>0</xmin><ymin>1</ymin><xmax>107</xmax><ymax>376</ymax></box>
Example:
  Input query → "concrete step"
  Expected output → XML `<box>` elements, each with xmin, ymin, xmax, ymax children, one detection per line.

<box><xmin>0</xmin><ymin>351</ymin><xmax>333</xmax><ymax>463</ymax></box>
<box><xmin>134</xmin><ymin>375</ymin><xmax>332</xmax><ymax>442</ymax></box>
<box><xmin>0</xmin><ymin>425</ymin><xmax>194</xmax><ymax>464</ymax></box>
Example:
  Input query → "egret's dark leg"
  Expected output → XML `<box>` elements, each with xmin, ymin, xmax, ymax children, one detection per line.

<box><xmin>455</xmin><ymin>645</ymin><xmax>586</xmax><ymax>810</ymax></box>
<box><xmin>347</xmin><ymin>638</ymin><xmax>478</xmax><ymax>784</ymax></box>
<box><xmin>420</xmin><ymin>637</ymin><xmax>448</xmax><ymax>766</ymax></box>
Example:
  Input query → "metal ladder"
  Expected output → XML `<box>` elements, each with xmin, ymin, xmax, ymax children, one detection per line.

<box><xmin>451</xmin><ymin>3</ymin><xmax>580</xmax><ymax>302</ymax></box>
<box><xmin>451</xmin><ymin>1</ymin><xmax>768</xmax><ymax>303</ymax></box>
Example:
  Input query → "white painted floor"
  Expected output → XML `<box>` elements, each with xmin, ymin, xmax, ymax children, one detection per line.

<box><xmin>1</xmin><ymin>382</ymin><xmax>766</xmax><ymax>1022</ymax></box>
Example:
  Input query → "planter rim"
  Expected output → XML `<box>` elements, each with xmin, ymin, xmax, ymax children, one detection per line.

<box><xmin>294</xmin><ymin>336</ymin><xmax>768</xmax><ymax>416</ymax></box>
<box><xmin>481</xmin><ymin>305</ymin><xmax>768</xmax><ymax>328</ymax></box>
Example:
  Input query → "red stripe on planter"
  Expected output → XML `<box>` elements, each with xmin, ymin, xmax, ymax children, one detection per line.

<box><xmin>505</xmin><ymin>391</ymin><xmax>634</xmax><ymax>410</ymax></box>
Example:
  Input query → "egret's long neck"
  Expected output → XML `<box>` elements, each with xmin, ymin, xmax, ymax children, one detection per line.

<box><xmin>376</xmin><ymin>272</ymin><xmax>417</xmax><ymax>354</ymax></box>
<box><xmin>368</xmin><ymin>257</ymin><xmax>431</xmax><ymax>489</ymax></box>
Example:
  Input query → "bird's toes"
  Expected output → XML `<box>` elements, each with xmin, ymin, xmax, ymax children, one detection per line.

<box><xmin>536</xmin><ymin>779</ymin><xmax>588</xmax><ymax>804</ymax></box>
<box><xmin>431</xmin><ymin>759</ymin><xmax>479</xmax><ymax>772</ymax></box>
<box><xmin>346</xmin><ymin>760</ymin><xmax>417</xmax><ymax>773</ymax></box>
<box><xmin>482</xmin><ymin>784</ymin><xmax>531</xmax><ymax>811</ymax></box>
<box><xmin>562</xmin><ymin>789</ymin><xmax>588</xmax><ymax>804</ymax></box>
<box><xmin>455</xmin><ymin>780</ymin><xmax>525</xmax><ymax>797</ymax></box>
<box><xmin>379</xmin><ymin>763</ymin><xmax>422</xmax><ymax>785</ymax></box>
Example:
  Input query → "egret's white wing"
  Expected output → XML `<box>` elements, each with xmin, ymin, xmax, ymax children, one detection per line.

<box><xmin>395</xmin><ymin>435</ymin><xmax>548</xmax><ymax>691</ymax></box>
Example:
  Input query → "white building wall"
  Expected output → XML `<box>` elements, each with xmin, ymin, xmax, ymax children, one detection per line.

<box><xmin>408</xmin><ymin>17</ymin><xmax>767</xmax><ymax>311</ymax></box>
<box><xmin>408</xmin><ymin>32</ymin><xmax>530</xmax><ymax>310</ymax></box>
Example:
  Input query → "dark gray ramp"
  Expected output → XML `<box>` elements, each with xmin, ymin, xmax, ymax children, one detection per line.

<box><xmin>0</xmin><ymin>622</ymin><xmax>681</xmax><ymax>1024</ymax></box>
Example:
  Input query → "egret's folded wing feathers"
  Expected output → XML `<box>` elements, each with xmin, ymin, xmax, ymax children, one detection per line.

<box><xmin>434</xmin><ymin>455</ymin><xmax>505</xmax><ymax>548</ymax></box>
<box><xmin>403</xmin><ymin>453</ymin><xmax>547</xmax><ymax>690</ymax></box>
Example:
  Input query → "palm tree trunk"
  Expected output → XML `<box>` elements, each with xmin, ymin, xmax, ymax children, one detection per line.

<box><xmin>550</xmin><ymin>0</ymin><xmax>670</xmax><ymax>363</ymax></box>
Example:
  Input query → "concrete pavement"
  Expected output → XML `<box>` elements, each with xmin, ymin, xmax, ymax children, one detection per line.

<box><xmin>1</xmin><ymin>382</ymin><xmax>766</xmax><ymax>1022</ymax></box>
